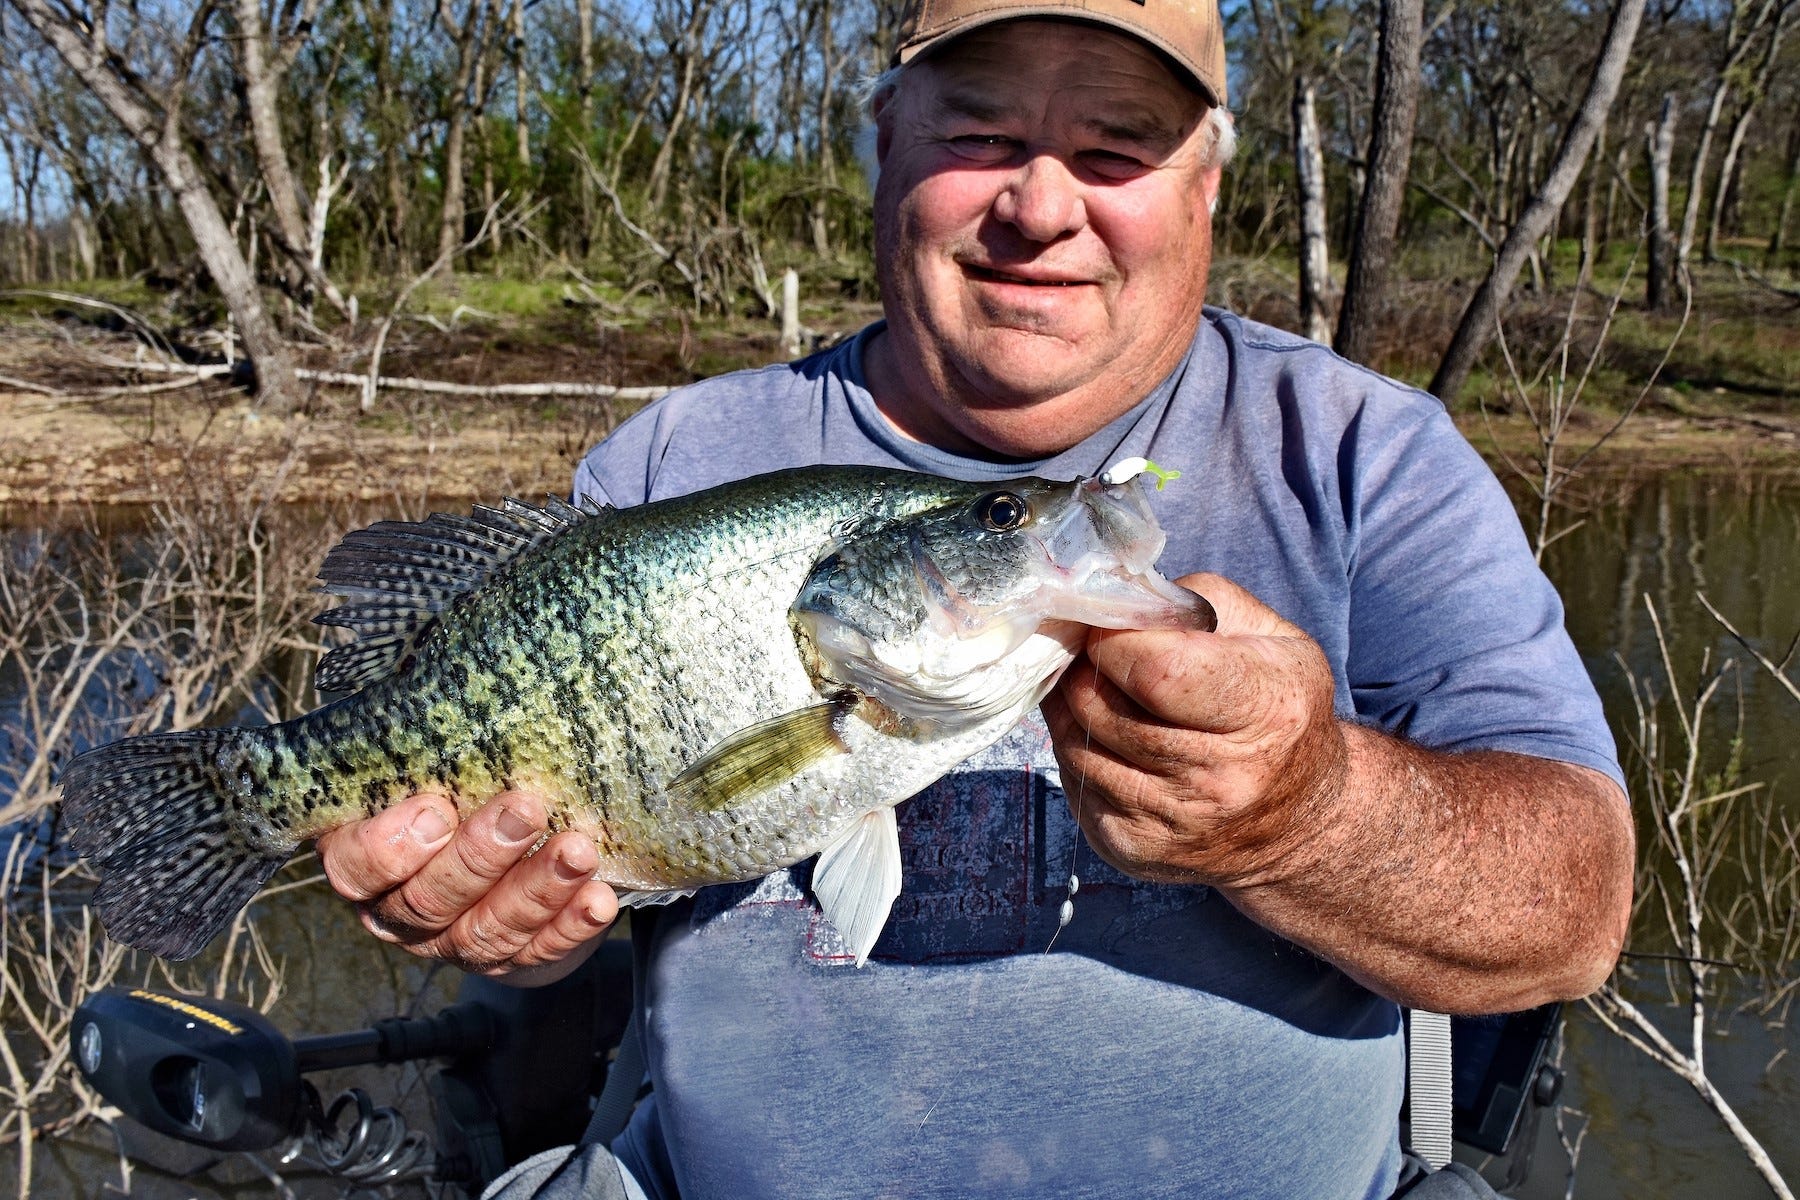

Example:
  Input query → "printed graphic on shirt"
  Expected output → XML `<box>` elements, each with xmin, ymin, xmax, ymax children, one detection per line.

<box><xmin>686</xmin><ymin>715</ymin><xmax>1212</xmax><ymax>966</ymax></box>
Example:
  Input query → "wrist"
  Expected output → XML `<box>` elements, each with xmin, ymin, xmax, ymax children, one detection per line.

<box><xmin>1211</xmin><ymin>717</ymin><xmax>1353</xmax><ymax>892</ymax></box>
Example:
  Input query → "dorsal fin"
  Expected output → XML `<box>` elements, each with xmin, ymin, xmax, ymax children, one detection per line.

<box><xmin>312</xmin><ymin>495</ymin><xmax>610</xmax><ymax>694</ymax></box>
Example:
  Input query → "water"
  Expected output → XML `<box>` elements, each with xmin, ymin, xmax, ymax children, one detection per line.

<box><xmin>4</xmin><ymin>472</ymin><xmax>1799</xmax><ymax>1197</ymax></box>
<box><xmin>1504</xmin><ymin>471</ymin><xmax>1800</xmax><ymax>1199</ymax></box>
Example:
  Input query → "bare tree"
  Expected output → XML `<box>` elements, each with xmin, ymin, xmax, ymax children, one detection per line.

<box><xmin>1771</xmin><ymin>107</ymin><xmax>1800</xmax><ymax>265</ymax></box>
<box><xmin>361</xmin><ymin>0</ymin><xmax>415</xmax><ymax>271</ymax></box>
<box><xmin>1588</xmin><ymin>599</ymin><xmax>1799</xmax><ymax>1200</ymax></box>
<box><xmin>229</xmin><ymin>0</ymin><xmax>330</xmax><ymax>302</ymax></box>
<box><xmin>1705</xmin><ymin>1</ymin><xmax>1794</xmax><ymax>262</ymax></box>
<box><xmin>434</xmin><ymin>0</ymin><xmax>500</xmax><ymax>271</ymax></box>
<box><xmin>1647</xmin><ymin>93</ymin><xmax>1678</xmax><ymax>312</ymax></box>
<box><xmin>811</xmin><ymin>0</ymin><xmax>851</xmax><ymax>256</ymax></box>
<box><xmin>510</xmin><ymin>0</ymin><xmax>530</xmax><ymax>169</ymax></box>
<box><xmin>1430</xmin><ymin>0</ymin><xmax>1648</xmax><ymax>404</ymax></box>
<box><xmin>1334</xmin><ymin>0</ymin><xmax>1422</xmax><ymax>364</ymax></box>
<box><xmin>5</xmin><ymin>0</ymin><xmax>302</xmax><ymax>410</ymax></box>
<box><xmin>1293</xmin><ymin>74</ymin><xmax>1334</xmax><ymax>342</ymax></box>
<box><xmin>1243</xmin><ymin>0</ymin><xmax>1344</xmax><ymax>342</ymax></box>
<box><xmin>1677</xmin><ymin>0</ymin><xmax>1792</xmax><ymax>272</ymax></box>
<box><xmin>644</xmin><ymin>0</ymin><xmax>735</xmax><ymax>212</ymax></box>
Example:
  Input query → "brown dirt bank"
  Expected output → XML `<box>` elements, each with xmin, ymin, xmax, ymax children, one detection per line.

<box><xmin>2</xmin><ymin>324</ymin><xmax>1796</xmax><ymax>511</ymax></box>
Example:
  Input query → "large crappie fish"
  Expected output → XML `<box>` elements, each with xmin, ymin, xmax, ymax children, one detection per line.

<box><xmin>59</xmin><ymin>464</ymin><xmax>1213</xmax><ymax>964</ymax></box>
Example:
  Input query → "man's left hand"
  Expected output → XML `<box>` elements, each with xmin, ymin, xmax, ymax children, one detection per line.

<box><xmin>1042</xmin><ymin>572</ymin><xmax>1345</xmax><ymax>891</ymax></box>
<box><xmin>1043</xmin><ymin>571</ymin><xmax>1634</xmax><ymax>1013</ymax></box>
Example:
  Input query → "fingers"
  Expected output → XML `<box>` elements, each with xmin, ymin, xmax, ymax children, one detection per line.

<box><xmin>1041</xmin><ymin>572</ymin><xmax>1348</xmax><ymax>888</ymax></box>
<box><xmin>377</xmin><ymin>792</ymin><xmax>553</xmax><ymax>935</ymax></box>
<box><xmin>315</xmin><ymin>792</ymin><xmax>619</xmax><ymax>978</ymax></box>
<box><xmin>317</xmin><ymin>793</ymin><xmax>458</xmax><ymax>903</ymax></box>
<box><xmin>513</xmin><ymin>870</ymin><xmax>621</xmax><ymax>968</ymax></box>
<box><xmin>435</xmin><ymin>830</ymin><xmax>610</xmax><ymax>973</ymax></box>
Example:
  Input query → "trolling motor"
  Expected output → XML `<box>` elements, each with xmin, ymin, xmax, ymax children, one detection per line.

<box><xmin>71</xmin><ymin>939</ymin><xmax>634</xmax><ymax>1193</ymax></box>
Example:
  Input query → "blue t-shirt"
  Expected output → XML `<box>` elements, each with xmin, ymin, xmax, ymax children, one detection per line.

<box><xmin>573</xmin><ymin>311</ymin><xmax>1622</xmax><ymax>1200</ymax></box>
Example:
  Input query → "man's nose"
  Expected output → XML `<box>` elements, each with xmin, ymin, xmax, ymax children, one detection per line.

<box><xmin>991</xmin><ymin>154</ymin><xmax>1086</xmax><ymax>241</ymax></box>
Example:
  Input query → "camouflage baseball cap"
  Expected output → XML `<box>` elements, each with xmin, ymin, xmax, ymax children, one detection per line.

<box><xmin>895</xmin><ymin>0</ymin><xmax>1228</xmax><ymax>108</ymax></box>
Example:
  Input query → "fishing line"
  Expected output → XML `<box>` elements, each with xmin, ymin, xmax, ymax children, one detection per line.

<box><xmin>1043</xmin><ymin>704</ymin><xmax>1093</xmax><ymax>954</ymax></box>
<box><xmin>1041</xmin><ymin>454</ymin><xmax>1180</xmax><ymax>953</ymax></box>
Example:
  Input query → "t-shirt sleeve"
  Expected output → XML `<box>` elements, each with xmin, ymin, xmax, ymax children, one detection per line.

<box><xmin>571</xmin><ymin>395</ymin><xmax>672</xmax><ymax>509</ymax></box>
<box><xmin>1342</xmin><ymin>405</ymin><xmax>1623</xmax><ymax>790</ymax></box>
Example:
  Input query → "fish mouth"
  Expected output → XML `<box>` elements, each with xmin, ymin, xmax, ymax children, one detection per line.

<box><xmin>1031</xmin><ymin>476</ymin><xmax>1216</xmax><ymax>632</ymax></box>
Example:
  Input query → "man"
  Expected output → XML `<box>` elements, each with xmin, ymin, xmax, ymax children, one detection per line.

<box><xmin>319</xmin><ymin>2</ymin><xmax>1634</xmax><ymax>1195</ymax></box>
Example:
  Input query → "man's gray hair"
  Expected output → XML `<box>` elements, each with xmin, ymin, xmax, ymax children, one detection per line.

<box><xmin>856</xmin><ymin>61</ymin><xmax>1237</xmax><ymax>187</ymax></box>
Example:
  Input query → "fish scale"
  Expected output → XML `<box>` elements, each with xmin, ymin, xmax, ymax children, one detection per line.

<box><xmin>58</xmin><ymin>465</ymin><xmax>1213</xmax><ymax>963</ymax></box>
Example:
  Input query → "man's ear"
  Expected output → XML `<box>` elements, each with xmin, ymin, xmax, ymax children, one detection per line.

<box><xmin>1200</xmin><ymin>165</ymin><xmax>1223</xmax><ymax>217</ymax></box>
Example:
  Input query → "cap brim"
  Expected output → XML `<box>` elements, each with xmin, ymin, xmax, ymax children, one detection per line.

<box><xmin>897</xmin><ymin>8</ymin><xmax>1224</xmax><ymax>109</ymax></box>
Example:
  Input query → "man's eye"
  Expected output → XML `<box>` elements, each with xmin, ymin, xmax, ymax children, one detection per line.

<box><xmin>947</xmin><ymin>135</ymin><xmax>1018</xmax><ymax>162</ymax></box>
<box><xmin>1080</xmin><ymin>150</ymin><xmax>1150</xmax><ymax>181</ymax></box>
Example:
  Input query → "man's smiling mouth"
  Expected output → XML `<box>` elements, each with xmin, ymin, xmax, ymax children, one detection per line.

<box><xmin>965</xmin><ymin>264</ymin><xmax>1087</xmax><ymax>287</ymax></box>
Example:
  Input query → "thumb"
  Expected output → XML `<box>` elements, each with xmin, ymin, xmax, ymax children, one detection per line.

<box><xmin>1170</xmin><ymin>573</ymin><xmax>1302</xmax><ymax>639</ymax></box>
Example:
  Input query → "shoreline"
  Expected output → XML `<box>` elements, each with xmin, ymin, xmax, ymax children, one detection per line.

<box><xmin>2</xmin><ymin>334</ymin><xmax>1796</xmax><ymax>508</ymax></box>
<box><xmin>4</xmin><ymin>394</ymin><xmax>1796</xmax><ymax>511</ymax></box>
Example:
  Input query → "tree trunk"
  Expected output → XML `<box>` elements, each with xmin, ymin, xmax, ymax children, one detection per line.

<box><xmin>1677</xmin><ymin>0</ymin><xmax>1776</xmax><ymax>272</ymax></box>
<box><xmin>1579</xmin><ymin>115</ymin><xmax>1608</xmax><ymax>290</ymax></box>
<box><xmin>161</xmin><ymin>142</ymin><xmax>298</xmax><ymax>405</ymax></box>
<box><xmin>232</xmin><ymin>0</ymin><xmax>310</xmax><ymax>293</ymax></box>
<box><xmin>1705</xmin><ymin>5</ymin><xmax>1790</xmax><ymax>262</ymax></box>
<box><xmin>1769</xmin><ymin>109</ymin><xmax>1800</xmax><ymax>265</ymax></box>
<box><xmin>1706</xmin><ymin>110</ymin><xmax>1752</xmax><ymax>262</ymax></box>
<box><xmin>1429</xmin><ymin>0</ymin><xmax>1647</xmax><ymax>403</ymax></box>
<box><xmin>435</xmin><ymin>0</ymin><xmax>494</xmax><ymax>271</ymax></box>
<box><xmin>70</xmin><ymin>207</ymin><xmax>96</xmax><ymax>279</ymax></box>
<box><xmin>647</xmin><ymin>20</ymin><xmax>703</xmax><ymax>212</ymax></box>
<box><xmin>1293</xmin><ymin>76</ymin><xmax>1333</xmax><ymax>344</ymax></box>
<box><xmin>810</xmin><ymin>0</ymin><xmax>840</xmax><ymax>257</ymax></box>
<box><xmin>8</xmin><ymin>0</ymin><xmax>300</xmax><ymax>410</ymax></box>
<box><xmin>577</xmin><ymin>0</ymin><xmax>595</xmax><ymax>255</ymax></box>
<box><xmin>366</xmin><ymin>0</ymin><xmax>412</xmax><ymax>271</ymax></box>
<box><xmin>1647</xmin><ymin>94</ymin><xmax>1678</xmax><ymax>312</ymax></box>
<box><xmin>510</xmin><ymin>0</ymin><xmax>530</xmax><ymax>169</ymax></box>
<box><xmin>1334</xmin><ymin>0</ymin><xmax>1422</xmax><ymax>365</ymax></box>
<box><xmin>19</xmin><ymin>140</ymin><xmax>41</xmax><ymax>281</ymax></box>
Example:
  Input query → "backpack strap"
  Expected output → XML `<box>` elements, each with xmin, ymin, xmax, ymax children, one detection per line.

<box><xmin>580</xmin><ymin>907</ymin><xmax>661</xmax><ymax>1147</ymax></box>
<box><xmin>1406</xmin><ymin>1009</ymin><xmax>1455</xmax><ymax>1168</ymax></box>
<box><xmin>584</xmin><ymin>1007</ymin><xmax>644</xmax><ymax>1145</ymax></box>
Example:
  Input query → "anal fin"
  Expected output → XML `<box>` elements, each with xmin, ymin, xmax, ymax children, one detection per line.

<box><xmin>811</xmin><ymin>806</ymin><xmax>902</xmax><ymax>968</ymax></box>
<box><xmin>615</xmin><ymin>888</ymin><xmax>695</xmax><ymax>909</ymax></box>
<box><xmin>665</xmin><ymin>696</ymin><xmax>854</xmax><ymax>813</ymax></box>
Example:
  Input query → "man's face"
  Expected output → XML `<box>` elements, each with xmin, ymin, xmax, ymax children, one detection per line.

<box><xmin>868</xmin><ymin>20</ymin><xmax>1222</xmax><ymax>459</ymax></box>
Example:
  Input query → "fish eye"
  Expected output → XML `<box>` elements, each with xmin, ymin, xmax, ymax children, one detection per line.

<box><xmin>977</xmin><ymin>492</ymin><xmax>1030</xmax><ymax>531</ymax></box>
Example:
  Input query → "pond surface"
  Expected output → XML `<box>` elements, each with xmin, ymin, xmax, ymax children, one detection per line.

<box><xmin>1493</xmin><ymin>471</ymin><xmax>1800</xmax><ymax>1199</ymax></box>
<box><xmin>4</xmin><ymin>470</ymin><xmax>1798</xmax><ymax>1198</ymax></box>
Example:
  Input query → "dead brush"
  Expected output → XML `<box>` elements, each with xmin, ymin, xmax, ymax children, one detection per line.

<box><xmin>0</xmin><ymin>479</ymin><xmax>340</xmax><ymax>1197</ymax></box>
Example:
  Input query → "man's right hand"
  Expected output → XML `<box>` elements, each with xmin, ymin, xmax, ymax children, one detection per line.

<box><xmin>316</xmin><ymin>791</ymin><xmax>619</xmax><ymax>986</ymax></box>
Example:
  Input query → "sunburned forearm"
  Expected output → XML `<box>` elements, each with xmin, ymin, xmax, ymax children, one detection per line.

<box><xmin>1216</xmin><ymin>726</ymin><xmax>1635</xmax><ymax>1014</ymax></box>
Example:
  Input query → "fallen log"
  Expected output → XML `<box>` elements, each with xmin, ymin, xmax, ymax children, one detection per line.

<box><xmin>81</xmin><ymin>357</ymin><xmax>674</xmax><ymax>402</ymax></box>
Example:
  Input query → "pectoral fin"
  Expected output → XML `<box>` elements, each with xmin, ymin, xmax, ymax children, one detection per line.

<box><xmin>811</xmin><ymin>806</ymin><xmax>903</xmax><ymax>967</ymax></box>
<box><xmin>665</xmin><ymin>697</ymin><xmax>854</xmax><ymax>813</ymax></box>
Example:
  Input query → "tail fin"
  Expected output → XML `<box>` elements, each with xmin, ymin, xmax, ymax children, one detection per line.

<box><xmin>58</xmin><ymin>730</ymin><xmax>293</xmax><ymax>960</ymax></box>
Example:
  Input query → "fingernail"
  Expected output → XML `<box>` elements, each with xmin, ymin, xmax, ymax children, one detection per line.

<box><xmin>554</xmin><ymin>852</ymin><xmax>593</xmax><ymax>882</ymax></box>
<box><xmin>410</xmin><ymin>807</ymin><xmax>451</xmax><ymax>846</ymax></box>
<box><xmin>581</xmin><ymin>905</ymin><xmax>609</xmax><ymax>926</ymax></box>
<box><xmin>495</xmin><ymin>805</ymin><xmax>538</xmax><ymax>843</ymax></box>
<box><xmin>360</xmin><ymin>905</ymin><xmax>401</xmax><ymax>942</ymax></box>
